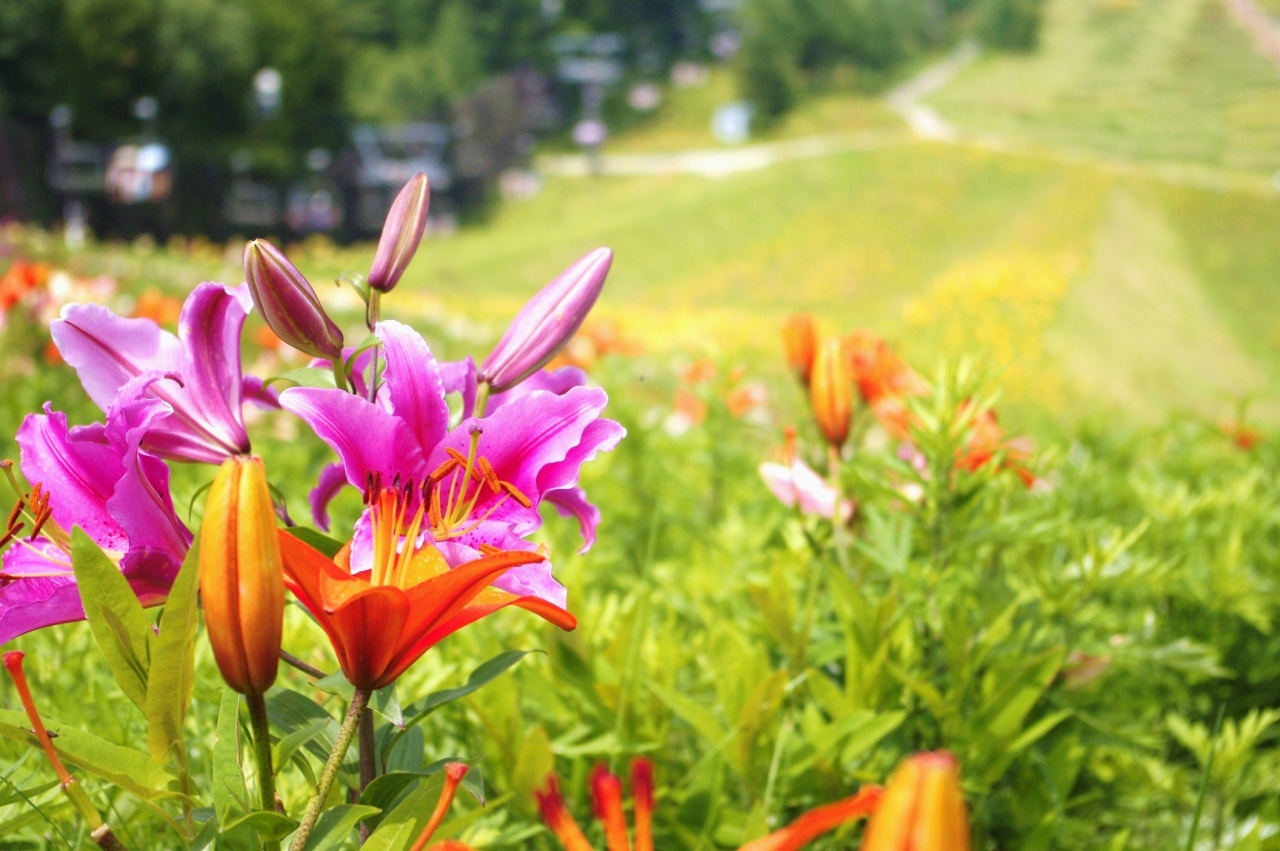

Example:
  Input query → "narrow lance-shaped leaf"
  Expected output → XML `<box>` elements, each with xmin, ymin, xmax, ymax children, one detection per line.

<box><xmin>70</xmin><ymin>528</ymin><xmax>152</xmax><ymax>712</ymax></box>
<box><xmin>213</xmin><ymin>689</ymin><xmax>250</xmax><ymax>822</ymax></box>
<box><xmin>147</xmin><ymin>540</ymin><xmax>201</xmax><ymax>765</ymax></box>
<box><xmin>0</xmin><ymin>708</ymin><xmax>176</xmax><ymax>800</ymax></box>
<box><xmin>302</xmin><ymin>804</ymin><xmax>381</xmax><ymax>851</ymax></box>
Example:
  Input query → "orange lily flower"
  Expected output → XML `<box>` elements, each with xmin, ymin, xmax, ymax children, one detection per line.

<box><xmin>843</xmin><ymin>330</ymin><xmax>929</xmax><ymax>440</ymax></box>
<box><xmin>537</xmin><ymin>758</ymin><xmax>883</xmax><ymax>851</ymax></box>
<box><xmin>276</xmin><ymin>480</ymin><xmax>576</xmax><ymax>691</ymax></box>
<box><xmin>859</xmin><ymin>751</ymin><xmax>970</xmax><ymax>851</ymax></box>
<box><xmin>956</xmin><ymin>406</ymin><xmax>1034</xmax><ymax>487</ymax></box>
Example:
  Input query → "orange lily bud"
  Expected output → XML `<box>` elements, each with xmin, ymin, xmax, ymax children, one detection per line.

<box><xmin>409</xmin><ymin>762</ymin><xmax>470</xmax><ymax>851</ymax></box>
<box><xmin>781</xmin><ymin>314</ymin><xmax>817</xmax><ymax>385</ymax></box>
<box><xmin>631</xmin><ymin>758</ymin><xmax>654</xmax><ymax>851</ymax></box>
<box><xmin>590</xmin><ymin>764</ymin><xmax>631</xmax><ymax>851</ymax></box>
<box><xmin>200</xmin><ymin>455</ymin><xmax>285</xmax><ymax>695</ymax></box>
<box><xmin>859</xmin><ymin>751</ymin><xmax>971</xmax><ymax>851</ymax></box>
<box><xmin>810</xmin><ymin>338</ymin><xmax>853</xmax><ymax>448</ymax></box>
<box><xmin>3</xmin><ymin>651</ymin><xmax>72</xmax><ymax>786</ymax></box>
<box><xmin>536</xmin><ymin>775</ymin><xmax>595</xmax><ymax>851</ymax></box>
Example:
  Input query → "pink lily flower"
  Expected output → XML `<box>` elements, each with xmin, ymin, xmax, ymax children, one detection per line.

<box><xmin>0</xmin><ymin>395</ymin><xmax>192</xmax><ymax>644</ymax></box>
<box><xmin>279</xmin><ymin>321</ymin><xmax>624</xmax><ymax>610</ymax></box>
<box><xmin>50</xmin><ymin>282</ymin><xmax>266</xmax><ymax>464</ymax></box>
<box><xmin>759</xmin><ymin>457</ymin><xmax>853</xmax><ymax>521</ymax></box>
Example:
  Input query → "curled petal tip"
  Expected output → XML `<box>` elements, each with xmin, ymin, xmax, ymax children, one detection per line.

<box><xmin>369</xmin><ymin>173</ymin><xmax>430</xmax><ymax>293</ymax></box>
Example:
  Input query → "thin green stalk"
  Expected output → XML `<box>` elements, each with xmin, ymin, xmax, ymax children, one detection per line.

<box><xmin>827</xmin><ymin>445</ymin><xmax>851</xmax><ymax>574</ymax></box>
<box><xmin>246</xmin><ymin>693</ymin><xmax>280</xmax><ymax>851</ymax></box>
<box><xmin>330</xmin><ymin>358</ymin><xmax>348</xmax><ymax>393</ymax></box>
<box><xmin>1185</xmin><ymin>704</ymin><xmax>1226</xmax><ymax>851</ymax></box>
<box><xmin>358</xmin><ymin>706</ymin><xmax>377</xmax><ymax>842</ymax></box>
<box><xmin>176</xmin><ymin>747</ymin><xmax>195</xmax><ymax>841</ymax></box>
<box><xmin>366</xmin><ymin>290</ymin><xmax>382</xmax><ymax>402</ymax></box>
<box><xmin>474</xmin><ymin>381</ymin><xmax>491</xmax><ymax>419</ymax></box>
<box><xmin>290</xmin><ymin>690</ymin><xmax>370</xmax><ymax>851</ymax></box>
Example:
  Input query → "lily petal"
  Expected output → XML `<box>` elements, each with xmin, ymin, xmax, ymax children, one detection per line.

<box><xmin>309</xmin><ymin>462</ymin><xmax>349</xmax><ymax>532</ymax></box>
<box><xmin>486</xmin><ymin>366</ymin><xmax>588</xmax><ymax>414</ymax></box>
<box><xmin>545</xmin><ymin>487</ymin><xmax>601</xmax><ymax>553</ymax></box>
<box><xmin>280</xmin><ymin>387</ymin><xmax>429</xmax><ymax>491</ymax></box>
<box><xmin>375</xmin><ymin>321</ymin><xmax>449</xmax><ymax>453</ymax></box>
<box><xmin>438</xmin><ymin>357</ymin><xmax>478</xmax><ymax>420</ymax></box>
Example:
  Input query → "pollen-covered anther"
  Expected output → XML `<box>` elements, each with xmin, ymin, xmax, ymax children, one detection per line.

<box><xmin>478</xmin><ymin>543</ymin><xmax>502</xmax><ymax>556</ymax></box>
<box><xmin>500</xmin><ymin>480</ymin><xmax>533</xmax><ymax>509</ymax></box>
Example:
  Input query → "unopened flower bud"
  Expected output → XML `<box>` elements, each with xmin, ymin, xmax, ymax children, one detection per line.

<box><xmin>479</xmin><ymin>248</ymin><xmax>612</xmax><ymax>393</ymax></box>
<box><xmin>243</xmin><ymin>239</ymin><xmax>344</xmax><ymax>361</ymax></box>
<box><xmin>860</xmin><ymin>751</ymin><xmax>971</xmax><ymax>851</ymax></box>
<box><xmin>200</xmin><ymin>455</ymin><xmax>284</xmax><ymax>695</ymax></box>
<box><xmin>781</xmin><ymin>313</ymin><xmax>817</xmax><ymax>385</ymax></box>
<box><xmin>369</xmin><ymin>173</ymin><xmax>430</xmax><ymax>293</ymax></box>
<box><xmin>810</xmin><ymin>337</ymin><xmax>853</xmax><ymax>448</ymax></box>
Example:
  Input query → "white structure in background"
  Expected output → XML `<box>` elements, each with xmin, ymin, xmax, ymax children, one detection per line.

<box><xmin>554</xmin><ymin>33</ymin><xmax>625</xmax><ymax>176</ymax></box>
<box><xmin>712</xmin><ymin>102</ymin><xmax>752</xmax><ymax>145</ymax></box>
<box><xmin>351</xmin><ymin>122</ymin><xmax>451</xmax><ymax>233</ymax></box>
<box><xmin>254</xmin><ymin>68</ymin><xmax>283</xmax><ymax>119</ymax></box>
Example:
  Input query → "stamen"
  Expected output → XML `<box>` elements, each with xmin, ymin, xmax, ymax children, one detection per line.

<box><xmin>499</xmin><ymin>480</ymin><xmax>533</xmax><ymax>509</ymax></box>
<box><xmin>478</xmin><ymin>544</ymin><xmax>502</xmax><ymax>556</ymax></box>
<box><xmin>429</xmin><ymin>458</ymin><xmax>458</xmax><ymax>481</ymax></box>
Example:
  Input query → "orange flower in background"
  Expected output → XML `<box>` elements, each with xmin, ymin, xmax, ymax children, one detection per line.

<box><xmin>1220</xmin><ymin>420</ymin><xmax>1262</xmax><ymax>451</ymax></box>
<box><xmin>132</xmin><ymin>288</ymin><xmax>183</xmax><ymax>326</ymax></box>
<box><xmin>538</xmin><ymin>758</ymin><xmax>882</xmax><ymax>851</ymax></box>
<box><xmin>0</xmin><ymin>260</ymin><xmax>49</xmax><ymax>311</ymax></box>
<box><xmin>726</xmin><ymin>381</ymin><xmax>769</xmax><ymax>418</ymax></box>
<box><xmin>843</xmin><ymin>330</ymin><xmax>930</xmax><ymax>439</ymax></box>
<box><xmin>672</xmin><ymin>388</ymin><xmax>707</xmax><ymax>427</ymax></box>
<box><xmin>956</xmin><ymin>406</ymin><xmax>1034</xmax><ymax>487</ymax></box>
<box><xmin>681</xmin><ymin>357</ymin><xmax>717</xmax><ymax>385</ymax></box>
<box><xmin>810</xmin><ymin>338</ymin><xmax>853</xmax><ymax>448</ymax></box>
<box><xmin>548</xmin><ymin>320</ymin><xmax>643</xmax><ymax>372</ymax></box>
<box><xmin>860</xmin><ymin>751</ymin><xmax>970</xmax><ymax>851</ymax></box>
<box><xmin>782</xmin><ymin>313</ymin><xmax>817</xmax><ymax>385</ymax></box>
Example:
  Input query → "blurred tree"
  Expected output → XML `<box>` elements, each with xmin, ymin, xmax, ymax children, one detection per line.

<box><xmin>976</xmin><ymin>0</ymin><xmax>1046</xmax><ymax>52</ymax></box>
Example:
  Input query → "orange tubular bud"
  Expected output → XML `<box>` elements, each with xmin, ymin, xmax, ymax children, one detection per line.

<box><xmin>630</xmin><ymin>758</ymin><xmax>654</xmax><ymax>851</ymax></box>
<box><xmin>810</xmin><ymin>338</ymin><xmax>853</xmax><ymax>448</ymax></box>
<box><xmin>3</xmin><ymin>652</ymin><xmax>71</xmax><ymax>785</ymax></box>
<box><xmin>782</xmin><ymin>314</ymin><xmax>817</xmax><ymax>385</ymax></box>
<box><xmin>590</xmin><ymin>764</ymin><xmax>630</xmax><ymax>851</ymax></box>
<box><xmin>408</xmin><ymin>763</ymin><xmax>470</xmax><ymax>851</ymax></box>
<box><xmin>738</xmin><ymin>786</ymin><xmax>882</xmax><ymax>851</ymax></box>
<box><xmin>199</xmin><ymin>456</ymin><xmax>285</xmax><ymax>695</ymax></box>
<box><xmin>536</xmin><ymin>775</ymin><xmax>596</xmax><ymax>851</ymax></box>
<box><xmin>859</xmin><ymin>752</ymin><xmax>971</xmax><ymax>851</ymax></box>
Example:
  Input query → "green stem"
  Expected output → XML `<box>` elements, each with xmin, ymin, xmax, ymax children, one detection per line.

<box><xmin>330</xmin><ymin>358</ymin><xmax>349</xmax><ymax>394</ymax></box>
<box><xmin>827</xmin><ymin>444</ymin><xmax>851</xmax><ymax>575</ymax></box>
<box><xmin>289</xmin><ymin>690</ymin><xmax>369</xmax><ymax>851</ymax></box>
<box><xmin>176</xmin><ymin>748</ymin><xmax>194</xmax><ymax>841</ymax></box>
<box><xmin>246</xmin><ymin>693</ymin><xmax>281</xmax><ymax>851</ymax></box>
<box><xmin>366</xmin><ymin>290</ymin><xmax>382</xmax><ymax>403</ymax></box>
<box><xmin>474</xmin><ymin>381</ymin><xmax>491</xmax><ymax>419</ymax></box>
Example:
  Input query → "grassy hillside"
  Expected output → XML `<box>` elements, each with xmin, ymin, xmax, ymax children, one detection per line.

<box><xmin>931</xmin><ymin>0</ymin><xmax>1280</xmax><ymax>174</ymax></box>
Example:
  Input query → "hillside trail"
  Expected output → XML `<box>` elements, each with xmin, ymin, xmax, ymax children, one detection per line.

<box><xmin>537</xmin><ymin>38</ymin><xmax>1279</xmax><ymax>197</ymax></box>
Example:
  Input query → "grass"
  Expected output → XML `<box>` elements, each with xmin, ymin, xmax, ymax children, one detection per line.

<box><xmin>931</xmin><ymin>0</ymin><xmax>1280</xmax><ymax>174</ymax></box>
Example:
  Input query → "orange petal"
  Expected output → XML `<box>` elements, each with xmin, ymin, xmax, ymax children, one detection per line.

<box><xmin>536</xmin><ymin>775</ymin><xmax>596</xmax><ymax>851</ymax></box>
<box><xmin>738</xmin><ymin>786</ymin><xmax>883</xmax><ymax>851</ymax></box>
<box><xmin>631</xmin><ymin>759</ymin><xmax>654</xmax><ymax>851</ymax></box>
<box><xmin>323</xmin><ymin>583</ymin><xmax>410</xmax><ymax>690</ymax></box>
<box><xmin>590</xmin><ymin>764</ymin><xmax>630</xmax><ymax>851</ymax></box>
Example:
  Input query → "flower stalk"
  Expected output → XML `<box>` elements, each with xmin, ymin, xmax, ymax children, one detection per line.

<box><xmin>289</xmin><ymin>689</ymin><xmax>370</xmax><ymax>851</ymax></box>
<box><xmin>246</xmin><ymin>692</ymin><xmax>280</xmax><ymax>851</ymax></box>
<box><xmin>3</xmin><ymin>652</ymin><xmax>128</xmax><ymax>851</ymax></box>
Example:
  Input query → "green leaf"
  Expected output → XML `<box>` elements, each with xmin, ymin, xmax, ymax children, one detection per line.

<box><xmin>264</xmin><ymin>367</ymin><xmax>338</xmax><ymax>390</ymax></box>
<box><xmin>192</xmin><ymin>816</ymin><xmax>219</xmax><ymax>851</ymax></box>
<box><xmin>401</xmin><ymin>650</ymin><xmax>535</xmax><ymax>730</ymax></box>
<box><xmin>70</xmin><ymin>528</ymin><xmax>153</xmax><ymax>712</ymax></box>
<box><xmin>358</xmin><ymin>759</ymin><xmax>463</xmax><ymax>829</ymax></box>
<box><xmin>839</xmin><ymin>711</ymin><xmax>906</xmax><ymax>766</ymax></box>
<box><xmin>222</xmin><ymin>810</ymin><xmax>300</xmax><ymax>842</ymax></box>
<box><xmin>146</xmin><ymin>541</ymin><xmax>201</xmax><ymax>765</ymax></box>
<box><xmin>213</xmin><ymin>689</ymin><xmax>250</xmax><ymax>822</ymax></box>
<box><xmin>362</xmin><ymin>780</ymin><xmax>444</xmax><ymax>851</ymax></box>
<box><xmin>285</xmin><ymin>527</ymin><xmax>344</xmax><ymax>560</ymax></box>
<box><xmin>303</xmin><ymin>804</ymin><xmax>380</xmax><ymax>851</ymax></box>
<box><xmin>648</xmin><ymin>681</ymin><xmax>728</xmax><ymax>744</ymax></box>
<box><xmin>273</xmin><ymin>718</ymin><xmax>329</xmax><ymax>776</ymax></box>
<box><xmin>0</xmin><ymin>708</ymin><xmax>176</xmax><ymax>799</ymax></box>
<box><xmin>265</xmin><ymin>688</ymin><xmax>359</xmax><ymax>774</ymax></box>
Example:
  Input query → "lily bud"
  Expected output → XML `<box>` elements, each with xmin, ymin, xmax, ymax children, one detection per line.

<box><xmin>479</xmin><ymin>248</ymin><xmax>612</xmax><ymax>393</ymax></box>
<box><xmin>781</xmin><ymin>313</ymin><xmax>817</xmax><ymax>385</ymax></box>
<box><xmin>860</xmin><ymin>751</ymin><xmax>971</xmax><ymax>851</ymax></box>
<box><xmin>243</xmin><ymin>239</ymin><xmax>344</xmax><ymax>361</ymax></box>
<box><xmin>369</xmin><ymin>173</ymin><xmax>430</xmax><ymax>293</ymax></box>
<box><xmin>200</xmin><ymin>455</ymin><xmax>285</xmax><ymax>695</ymax></box>
<box><xmin>810</xmin><ymin>337</ymin><xmax>853</xmax><ymax>448</ymax></box>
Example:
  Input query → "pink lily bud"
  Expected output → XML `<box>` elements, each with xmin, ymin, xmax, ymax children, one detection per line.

<box><xmin>243</xmin><ymin>239</ymin><xmax>344</xmax><ymax>361</ymax></box>
<box><xmin>368</xmin><ymin>173</ymin><xmax>430</xmax><ymax>293</ymax></box>
<box><xmin>479</xmin><ymin>248</ymin><xmax>612</xmax><ymax>393</ymax></box>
